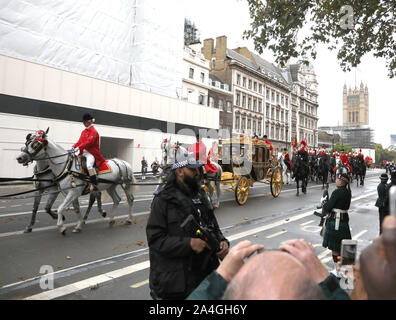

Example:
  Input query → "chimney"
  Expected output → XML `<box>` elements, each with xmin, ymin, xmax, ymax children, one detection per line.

<box><xmin>203</xmin><ymin>38</ymin><xmax>214</xmax><ymax>60</ymax></box>
<box><xmin>215</xmin><ymin>36</ymin><xmax>227</xmax><ymax>60</ymax></box>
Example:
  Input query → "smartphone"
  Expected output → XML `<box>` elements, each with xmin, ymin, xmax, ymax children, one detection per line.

<box><xmin>390</xmin><ymin>186</ymin><xmax>396</xmax><ymax>217</ymax></box>
<box><xmin>340</xmin><ymin>239</ymin><xmax>358</xmax><ymax>265</ymax></box>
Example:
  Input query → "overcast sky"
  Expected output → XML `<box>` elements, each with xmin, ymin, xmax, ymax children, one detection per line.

<box><xmin>183</xmin><ymin>0</ymin><xmax>396</xmax><ymax>147</ymax></box>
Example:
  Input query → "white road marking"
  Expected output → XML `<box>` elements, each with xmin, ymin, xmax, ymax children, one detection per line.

<box><xmin>266</xmin><ymin>230</ymin><xmax>287</xmax><ymax>238</ymax></box>
<box><xmin>20</xmin><ymin>191</ymin><xmax>376</xmax><ymax>300</ymax></box>
<box><xmin>300</xmin><ymin>220</ymin><xmax>314</xmax><ymax>226</ymax></box>
<box><xmin>0</xmin><ymin>211</ymin><xmax>151</xmax><ymax>238</ymax></box>
<box><xmin>24</xmin><ymin>261</ymin><xmax>150</xmax><ymax>300</ymax></box>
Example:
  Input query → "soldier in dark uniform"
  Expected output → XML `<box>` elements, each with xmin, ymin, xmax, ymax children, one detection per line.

<box><xmin>321</xmin><ymin>167</ymin><xmax>352</xmax><ymax>276</ymax></box>
<box><xmin>375</xmin><ymin>173</ymin><xmax>389</xmax><ymax>234</ymax></box>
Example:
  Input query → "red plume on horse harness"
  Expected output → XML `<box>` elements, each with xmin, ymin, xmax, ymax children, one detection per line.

<box><xmin>34</xmin><ymin>130</ymin><xmax>48</xmax><ymax>146</ymax></box>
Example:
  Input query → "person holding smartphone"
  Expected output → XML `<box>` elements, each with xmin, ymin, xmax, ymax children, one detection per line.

<box><xmin>321</xmin><ymin>167</ymin><xmax>352</xmax><ymax>276</ymax></box>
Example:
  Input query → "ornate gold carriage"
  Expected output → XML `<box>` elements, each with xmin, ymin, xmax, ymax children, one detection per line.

<box><xmin>218</xmin><ymin>135</ymin><xmax>283</xmax><ymax>205</ymax></box>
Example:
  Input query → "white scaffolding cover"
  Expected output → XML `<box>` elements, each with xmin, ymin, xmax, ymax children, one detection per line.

<box><xmin>0</xmin><ymin>0</ymin><xmax>184</xmax><ymax>98</ymax></box>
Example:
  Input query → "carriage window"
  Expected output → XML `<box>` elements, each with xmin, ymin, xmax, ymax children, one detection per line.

<box><xmin>258</xmin><ymin>147</ymin><xmax>263</xmax><ymax>162</ymax></box>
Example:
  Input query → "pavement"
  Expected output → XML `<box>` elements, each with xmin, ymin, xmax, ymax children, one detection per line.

<box><xmin>0</xmin><ymin>168</ymin><xmax>384</xmax><ymax>300</ymax></box>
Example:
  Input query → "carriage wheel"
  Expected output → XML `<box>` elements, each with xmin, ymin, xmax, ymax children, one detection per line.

<box><xmin>235</xmin><ymin>176</ymin><xmax>250</xmax><ymax>205</ymax></box>
<box><xmin>270</xmin><ymin>167</ymin><xmax>283</xmax><ymax>198</ymax></box>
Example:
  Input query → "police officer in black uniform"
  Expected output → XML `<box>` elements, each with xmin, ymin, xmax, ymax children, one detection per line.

<box><xmin>321</xmin><ymin>167</ymin><xmax>352</xmax><ymax>275</ymax></box>
<box><xmin>146</xmin><ymin>152</ymin><xmax>229</xmax><ymax>300</ymax></box>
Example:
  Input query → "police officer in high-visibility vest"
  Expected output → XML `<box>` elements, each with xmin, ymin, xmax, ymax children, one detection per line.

<box><xmin>73</xmin><ymin>113</ymin><xmax>105</xmax><ymax>191</ymax></box>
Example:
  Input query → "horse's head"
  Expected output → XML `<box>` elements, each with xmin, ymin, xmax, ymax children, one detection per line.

<box><xmin>16</xmin><ymin>128</ymin><xmax>49</xmax><ymax>165</ymax></box>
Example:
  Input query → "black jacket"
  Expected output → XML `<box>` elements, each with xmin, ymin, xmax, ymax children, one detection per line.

<box><xmin>375</xmin><ymin>182</ymin><xmax>388</xmax><ymax>211</ymax></box>
<box><xmin>146</xmin><ymin>179</ymin><xmax>228</xmax><ymax>299</ymax></box>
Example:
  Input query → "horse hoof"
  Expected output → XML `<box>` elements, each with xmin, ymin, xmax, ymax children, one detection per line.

<box><xmin>72</xmin><ymin>228</ymin><xmax>81</xmax><ymax>233</ymax></box>
<box><xmin>62</xmin><ymin>215</ymin><xmax>66</xmax><ymax>221</ymax></box>
<box><xmin>109</xmin><ymin>220</ymin><xmax>115</xmax><ymax>227</ymax></box>
<box><xmin>24</xmin><ymin>228</ymin><xmax>32</xmax><ymax>233</ymax></box>
<box><xmin>124</xmin><ymin>220</ymin><xmax>132</xmax><ymax>225</ymax></box>
<box><xmin>60</xmin><ymin>227</ymin><xmax>67</xmax><ymax>236</ymax></box>
<box><xmin>101</xmin><ymin>211</ymin><xmax>107</xmax><ymax>218</ymax></box>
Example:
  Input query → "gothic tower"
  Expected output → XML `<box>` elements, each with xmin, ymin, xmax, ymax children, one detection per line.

<box><xmin>343</xmin><ymin>81</ymin><xmax>369</xmax><ymax>126</ymax></box>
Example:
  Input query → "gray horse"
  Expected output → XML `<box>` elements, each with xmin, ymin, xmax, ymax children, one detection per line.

<box><xmin>160</xmin><ymin>138</ymin><xmax>222</xmax><ymax>208</ymax></box>
<box><xmin>23</xmin><ymin>133</ymin><xmax>107</xmax><ymax>233</ymax></box>
<box><xmin>16</xmin><ymin>129</ymin><xmax>136</xmax><ymax>235</ymax></box>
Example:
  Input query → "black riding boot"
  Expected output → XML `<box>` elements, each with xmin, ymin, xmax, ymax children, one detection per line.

<box><xmin>89</xmin><ymin>174</ymin><xmax>99</xmax><ymax>192</ymax></box>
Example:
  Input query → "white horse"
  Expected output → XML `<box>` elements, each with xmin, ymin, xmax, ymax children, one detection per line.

<box><xmin>23</xmin><ymin>133</ymin><xmax>107</xmax><ymax>233</ymax></box>
<box><xmin>278</xmin><ymin>155</ymin><xmax>292</xmax><ymax>185</ymax></box>
<box><xmin>160</xmin><ymin>138</ymin><xmax>222</xmax><ymax>208</ymax></box>
<box><xmin>16</xmin><ymin>129</ymin><xmax>136</xmax><ymax>235</ymax></box>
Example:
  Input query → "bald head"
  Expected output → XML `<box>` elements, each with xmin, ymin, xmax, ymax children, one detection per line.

<box><xmin>223</xmin><ymin>251</ymin><xmax>325</xmax><ymax>300</ymax></box>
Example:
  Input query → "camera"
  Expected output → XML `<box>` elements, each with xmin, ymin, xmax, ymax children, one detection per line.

<box><xmin>340</xmin><ymin>239</ymin><xmax>357</xmax><ymax>265</ymax></box>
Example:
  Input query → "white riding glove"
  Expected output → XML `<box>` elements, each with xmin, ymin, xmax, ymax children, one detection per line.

<box><xmin>320</xmin><ymin>196</ymin><xmax>328</xmax><ymax>204</ymax></box>
<box><xmin>73</xmin><ymin>147</ymin><xmax>80</xmax><ymax>153</ymax></box>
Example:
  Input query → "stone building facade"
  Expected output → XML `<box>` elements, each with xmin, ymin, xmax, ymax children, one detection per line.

<box><xmin>343</xmin><ymin>82</ymin><xmax>369</xmax><ymax>127</ymax></box>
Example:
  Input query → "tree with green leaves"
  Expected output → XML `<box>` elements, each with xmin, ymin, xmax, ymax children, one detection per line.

<box><xmin>244</xmin><ymin>0</ymin><xmax>396</xmax><ymax>77</ymax></box>
<box><xmin>333</xmin><ymin>143</ymin><xmax>352</xmax><ymax>153</ymax></box>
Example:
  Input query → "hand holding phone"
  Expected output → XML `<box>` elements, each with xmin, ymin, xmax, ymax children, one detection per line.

<box><xmin>340</xmin><ymin>239</ymin><xmax>358</xmax><ymax>265</ymax></box>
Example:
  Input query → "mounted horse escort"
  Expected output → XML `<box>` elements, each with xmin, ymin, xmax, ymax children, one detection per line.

<box><xmin>159</xmin><ymin>136</ymin><xmax>222</xmax><ymax>209</ymax></box>
<box><xmin>16</xmin><ymin>122</ymin><xmax>136</xmax><ymax>235</ymax></box>
<box><xmin>188</xmin><ymin>134</ymin><xmax>223</xmax><ymax>209</ymax></box>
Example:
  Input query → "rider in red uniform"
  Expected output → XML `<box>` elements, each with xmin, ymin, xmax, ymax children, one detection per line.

<box><xmin>334</xmin><ymin>150</ymin><xmax>353</xmax><ymax>174</ymax></box>
<box><xmin>262</xmin><ymin>135</ymin><xmax>273</xmax><ymax>151</ymax></box>
<box><xmin>73</xmin><ymin>113</ymin><xmax>105</xmax><ymax>191</ymax></box>
<box><xmin>188</xmin><ymin>134</ymin><xmax>218</xmax><ymax>173</ymax></box>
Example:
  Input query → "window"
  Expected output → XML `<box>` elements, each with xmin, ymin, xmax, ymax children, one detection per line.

<box><xmin>243</xmin><ymin>77</ymin><xmax>246</xmax><ymax>87</ymax></box>
<box><xmin>253</xmin><ymin>99</ymin><xmax>257</xmax><ymax>111</ymax></box>
<box><xmin>254</xmin><ymin>82</ymin><xmax>257</xmax><ymax>91</ymax></box>
<box><xmin>212</xmin><ymin>58</ymin><xmax>216</xmax><ymax>69</ymax></box>
<box><xmin>242</xmin><ymin>117</ymin><xmax>246</xmax><ymax>130</ymax></box>
<box><xmin>271</xmin><ymin>91</ymin><xmax>275</xmax><ymax>102</ymax></box>
<box><xmin>209</xmin><ymin>96</ymin><xmax>214</xmax><ymax>108</ymax></box>
<box><xmin>271</xmin><ymin>107</ymin><xmax>275</xmax><ymax>119</ymax></box>
<box><xmin>237</xmin><ymin>74</ymin><xmax>241</xmax><ymax>85</ymax></box>
<box><xmin>219</xmin><ymin>99</ymin><xmax>224</xmax><ymax>111</ymax></box>
<box><xmin>258</xmin><ymin>100</ymin><xmax>262</xmax><ymax>113</ymax></box>
<box><xmin>248</xmin><ymin>97</ymin><xmax>252</xmax><ymax>109</ymax></box>
<box><xmin>235</xmin><ymin>116</ymin><xmax>240</xmax><ymax>130</ymax></box>
<box><xmin>248</xmin><ymin>79</ymin><xmax>252</xmax><ymax>89</ymax></box>
<box><xmin>236</xmin><ymin>92</ymin><xmax>240</xmax><ymax>106</ymax></box>
<box><xmin>259</xmin><ymin>84</ymin><xmax>262</xmax><ymax>94</ymax></box>
<box><xmin>286</xmin><ymin>129</ymin><xmax>289</xmax><ymax>141</ymax></box>
<box><xmin>266</xmin><ymin>89</ymin><xmax>270</xmax><ymax>100</ymax></box>
<box><xmin>276</xmin><ymin>93</ymin><xmax>280</xmax><ymax>104</ymax></box>
<box><xmin>198</xmin><ymin>94</ymin><xmax>205</xmax><ymax>105</ymax></box>
<box><xmin>276</xmin><ymin>109</ymin><xmax>279</xmax><ymax>121</ymax></box>
<box><xmin>266</xmin><ymin>104</ymin><xmax>270</xmax><ymax>117</ymax></box>
<box><xmin>285</xmin><ymin>97</ymin><xmax>288</xmax><ymax>106</ymax></box>
<box><xmin>242</xmin><ymin>95</ymin><xmax>246</xmax><ymax>107</ymax></box>
<box><xmin>281</xmin><ymin>111</ymin><xmax>284</xmax><ymax>122</ymax></box>
<box><xmin>226</xmin><ymin>101</ymin><xmax>232</xmax><ymax>112</ymax></box>
<box><xmin>281</xmin><ymin>95</ymin><xmax>284</xmax><ymax>105</ymax></box>
<box><xmin>200</xmin><ymin>72</ymin><xmax>205</xmax><ymax>83</ymax></box>
<box><xmin>189</xmin><ymin>68</ymin><xmax>194</xmax><ymax>79</ymax></box>
<box><xmin>258</xmin><ymin>121</ymin><xmax>262</xmax><ymax>136</ymax></box>
<box><xmin>265</xmin><ymin>124</ymin><xmax>269</xmax><ymax>136</ymax></box>
<box><xmin>247</xmin><ymin>119</ymin><xmax>251</xmax><ymax>130</ymax></box>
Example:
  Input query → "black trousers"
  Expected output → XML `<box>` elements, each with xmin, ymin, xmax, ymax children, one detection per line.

<box><xmin>379</xmin><ymin>207</ymin><xmax>389</xmax><ymax>234</ymax></box>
